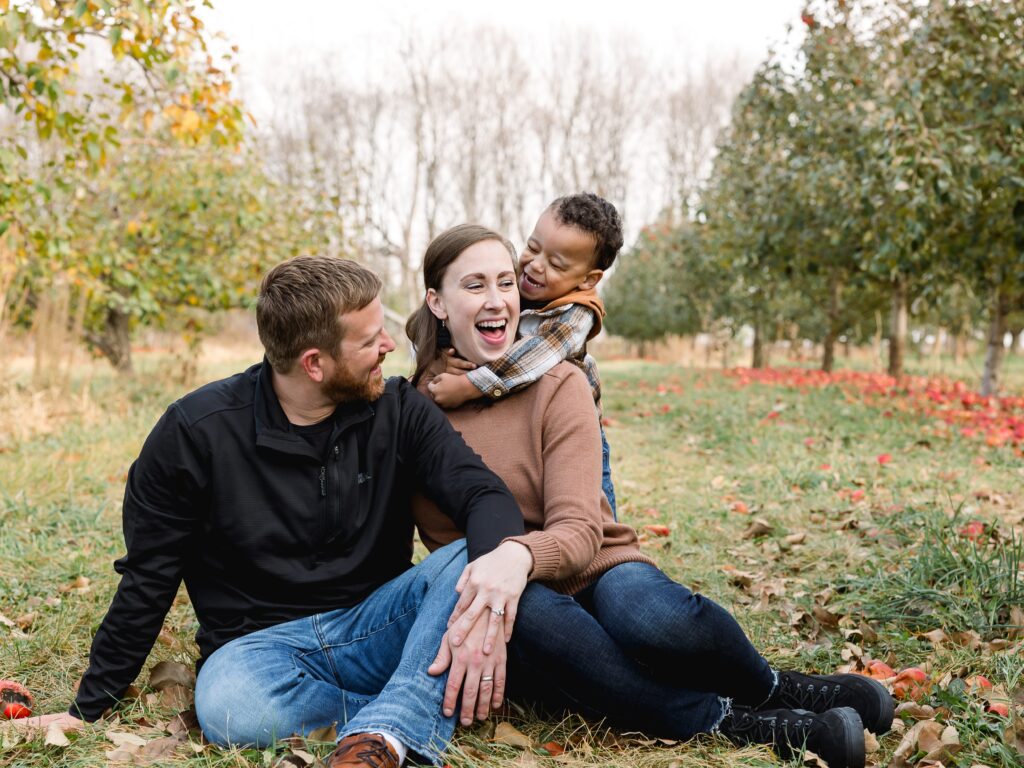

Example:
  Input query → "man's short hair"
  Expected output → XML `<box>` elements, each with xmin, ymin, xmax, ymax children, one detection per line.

<box><xmin>257</xmin><ymin>256</ymin><xmax>382</xmax><ymax>372</ymax></box>
<box><xmin>548</xmin><ymin>192</ymin><xmax>624</xmax><ymax>271</ymax></box>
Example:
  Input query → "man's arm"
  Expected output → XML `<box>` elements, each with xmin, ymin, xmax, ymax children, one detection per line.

<box><xmin>462</xmin><ymin>304</ymin><xmax>595</xmax><ymax>401</ymax></box>
<box><xmin>70</xmin><ymin>405</ymin><xmax>205</xmax><ymax>721</ymax></box>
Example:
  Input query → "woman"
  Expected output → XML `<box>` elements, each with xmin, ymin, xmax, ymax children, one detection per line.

<box><xmin>406</xmin><ymin>224</ymin><xmax>892</xmax><ymax>768</ymax></box>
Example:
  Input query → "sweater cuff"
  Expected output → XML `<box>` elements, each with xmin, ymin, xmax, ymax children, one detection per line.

<box><xmin>504</xmin><ymin>531</ymin><xmax>561</xmax><ymax>581</ymax></box>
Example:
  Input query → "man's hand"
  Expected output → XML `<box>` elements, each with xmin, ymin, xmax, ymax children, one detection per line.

<box><xmin>447</xmin><ymin>540</ymin><xmax>532</xmax><ymax>652</ymax></box>
<box><xmin>428</xmin><ymin>613</ymin><xmax>507</xmax><ymax>725</ymax></box>
<box><xmin>427</xmin><ymin>373</ymin><xmax>481</xmax><ymax>409</ymax></box>
<box><xmin>5</xmin><ymin>712</ymin><xmax>84</xmax><ymax>735</ymax></box>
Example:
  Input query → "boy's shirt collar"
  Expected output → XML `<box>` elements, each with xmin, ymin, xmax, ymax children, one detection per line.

<box><xmin>526</xmin><ymin>287</ymin><xmax>605</xmax><ymax>337</ymax></box>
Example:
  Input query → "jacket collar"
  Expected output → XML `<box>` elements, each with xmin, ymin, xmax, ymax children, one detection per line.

<box><xmin>253</xmin><ymin>358</ymin><xmax>375</xmax><ymax>458</ymax></box>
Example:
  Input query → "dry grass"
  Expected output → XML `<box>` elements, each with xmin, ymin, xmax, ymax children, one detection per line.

<box><xmin>1</xmin><ymin>336</ymin><xmax>1022</xmax><ymax>767</ymax></box>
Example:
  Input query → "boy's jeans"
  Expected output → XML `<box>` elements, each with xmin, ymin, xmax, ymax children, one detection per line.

<box><xmin>195</xmin><ymin>540</ymin><xmax>466</xmax><ymax>765</ymax></box>
<box><xmin>507</xmin><ymin>562</ymin><xmax>776</xmax><ymax>737</ymax></box>
<box><xmin>600</xmin><ymin>424</ymin><xmax>617</xmax><ymax>519</ymax></box>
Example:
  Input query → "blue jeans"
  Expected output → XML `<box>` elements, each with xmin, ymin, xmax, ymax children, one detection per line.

<box><xmin>194</xmin><ymin>540</ymin><xmax>467</xmax><ymax>764</ymax></box>
<box><xmin>600</xmin><ymin>425</ymin><xmax>617</xmax><ymax>520</ymax></box>
<box><xmin>508</xmin><ymin>562</ymin><xmax>776</xmax><ymax>738</ymax></box>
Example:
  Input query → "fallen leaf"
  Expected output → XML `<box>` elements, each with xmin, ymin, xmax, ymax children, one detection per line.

<box><xmin>643</xmin><ymin>524</ymin><xmax>670</xmax><ymax>537</ymax></box>
<box><xmin>149</xmin><ymin>661</ymin><xmax>196</xmax><ymax>691</ymax></box>
<box><xmin>742</xmin><ymin>518</ymin><xmax>773</xmax><ymax>539</ymax></box>
<box><xmin>157</xmin><ymin>684</ymin><xmax>193</xmax><ymax>711</ymax></box>
<box><xmin>783</xmin><ymin>532</ymin><xmax>806</xmax><ymax>545</ymax></box>
<box><xmin>306</xmin><ymin>724</ymin><xmax>337</xmax><ymax>743</ymax></box>
<box><xmin>493</xmin><ymin>722</ymin><xmax>535</xmax><ymax>749</ymax></box>
<box><xmin>541</xmin><ymin>740</ymin><xmax>565</xmax><ymax>756</ymax></box>
<box><xmin>864</xmin><ymin>729</ymin><xmax>879</xmax><ymax>753</ymax></box>
<box><xmin>106</xmin><ymin>730</ymin><xmax>148</xmax><ymax>748</ymax></box>
<box><xmin>44</xmin><ymin>722</ymin><xmax>70</xmax><ymax>747</ymax></box>
<box><xmin>895</xmin><ymin>702</ymin><xmax>936</xmax><ymax>720</ymax></box>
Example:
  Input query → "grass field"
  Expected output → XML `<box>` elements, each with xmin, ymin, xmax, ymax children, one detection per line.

<box><xmin>1</xmin><ymin>348</ymin><xmax>1022</xmax><ymax>767</ymax></box>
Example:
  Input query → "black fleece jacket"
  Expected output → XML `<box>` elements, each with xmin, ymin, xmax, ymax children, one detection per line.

<box><xmin>70</xmin><ymin>361</ymin><xmax>523</xmax><ymax>721</ymax></box>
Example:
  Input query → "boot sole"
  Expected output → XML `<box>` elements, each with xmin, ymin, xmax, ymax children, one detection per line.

<box><xmin>819</xmin><ymin>707</ymin><xmax>866</xmax><ymax>768</ymax></box>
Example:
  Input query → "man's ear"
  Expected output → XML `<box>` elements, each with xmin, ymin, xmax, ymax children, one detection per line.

<box><xmin>298</xmin><ymin>348</ymin><xmax>326</xmax><ymax>383</ymax></box>
<box><xmin>577</xmin><ymin>268</ymin><xmax>604</xmax><ymax>292</ymax></box>
<box><xmin>425</xmin><ymin>288</ymin><xmax>447</xmax><ymax>320</ymax></box>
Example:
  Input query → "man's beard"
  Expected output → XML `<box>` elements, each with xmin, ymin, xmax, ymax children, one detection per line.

<box><xmin>322</xmin><ymin>358</ymin><xmax>385</xmax><ymax>403</ymax></box>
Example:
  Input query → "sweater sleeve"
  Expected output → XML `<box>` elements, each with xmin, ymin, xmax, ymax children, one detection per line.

<box><xmin>70</xmin><ymin>403</ymin><xmax>205</xmax><ymax>721</ymax></box>
<box><xmin>465</xmin><ymin>305</ymin><xmax>595</xmax><ymax>399</ymax></box>
<box><xmin>397</xmin><ymin>380</ymin><xmax>524</xmax><ymax>560</ymax></box>
<box><xmin>504</xmin><ymin>368</ymin><xmax>603</xmax><ymax>581</ymax></box>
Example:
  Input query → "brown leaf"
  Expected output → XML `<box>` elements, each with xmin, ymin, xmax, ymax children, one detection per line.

<box><xmin>1009</xmin><ymin>606</ymin><xmax>1024</xmax><ymax>640</ymax></box>
<box><xmin>58</xmin><ymin>575</ymin><xmax>91</xmax><ymax>594</ymax></box>
<box><xmin>105</xmin><ymin>730</ymin><xmax>148</xmax><ymax>749</ymax></box>
<box><xmin>306</xmin><ymin>724</ymin><xmax>337</xmax><ymax>743</ymax></box>
<box><xmin>149</xmin><ymin>660</ymin><xmax>196</xmax><ymax>691</ymax></box>
<box><xmin>44</xmin><ymin>723</ymin><xmax>71</xmax><ymax>747</ymax></box>
<box><xmin>105</xmin><ymin>747</ymin><xmax>139</xmax><ymax>764</ymax></box>
<box><xmin>920</xmin><ymin>724</ymin><xmax>960</xmax><ymax>763</ymax></box>
<box><xmin>742</xmin><ymin>518</ymin><xmax>773</xmax><ymax>539</ymax></box>
<box><xmin>864</xmin><ymin>729</ymin><xmax>879</xmax><ymax>754</ymax></box>
<box><xmin>812</xmin><ymin>604</ymin><xmax>841</xmax><ymax>629</ymax></box>
<box><xmin>784</xmin><ymin>532</ymin><xmax>807</xmax><ymax>545</ymax></box>
<box><xmin>156</xmin><ymin>684</ymin><xmax>193</xmax><ymax>711</ymax></box>
<box><xmin>895</xmin><ymin>702</ymin><xmax>936</xmax><ymax>720</ymax></box>
<box><xmin>918</xmin><ymin>629</ymin><xmax>948</xmax><ymax>645</ymax></box>
<box><xmin>493</xmin><ymin>721</ymin><xmax>535</xmax><ymax>749</ymax></box>
<box><xmin>891</xmin><ymin>720</ymin><xmax>943</xmax><ymax>768</ymax></box>
<box><xmin>802</xmin><ymin>749</ymin><xmax>828</xmax><ymax>767</ymax></box>
<box><xmin>167</xmin><ymin>708</ymin><xmax>200</xmax><ymax>737</ymax></box>
<box><xmin>139</xmin><ymin>734</ymin><xmax>187</xmax><ymax>763</ymax></box>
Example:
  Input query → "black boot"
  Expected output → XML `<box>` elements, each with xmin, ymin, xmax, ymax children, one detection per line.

<box><xmin>719</xmin><ymin>705</ymin><xmax>865</xmax><ymax>768</ymax></box>
<box><xmin>763</xmin><ymin>670</ymin><xmax>895</xmax><ymax>734</ymax></box>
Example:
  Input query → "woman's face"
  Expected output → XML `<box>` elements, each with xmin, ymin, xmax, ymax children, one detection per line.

<box><xmin>428</xmin><ymin>239</ymin><xmax>520</xmax><ymax>365</ymax></box>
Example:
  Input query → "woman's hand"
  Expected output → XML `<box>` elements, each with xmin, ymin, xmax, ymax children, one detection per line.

<box><xmin>428</xmin><ymin>613</ymin><xmax>507</xmax><ymax>725</ymax></box>
<box><xmin>446</xmin><ymin>540</ymin><xmax>532</xmax><ymax>653</ymax></box>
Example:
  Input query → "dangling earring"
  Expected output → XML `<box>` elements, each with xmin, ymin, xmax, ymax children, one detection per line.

<box><xmin>437</xmin><ymin>318</ymin><xmax>452</xmax><ymax>348</ymax></box>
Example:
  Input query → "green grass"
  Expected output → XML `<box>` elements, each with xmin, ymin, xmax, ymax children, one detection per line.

<box><xmin>1</xmin><ymin>353</ymin><xmax>1022</xmax><ymax>767</ymax></box>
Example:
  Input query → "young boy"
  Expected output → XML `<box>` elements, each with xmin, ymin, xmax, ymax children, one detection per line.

<box><xmin>427</xmin><ymin>192</ymin><xmax>623</xmax><ymax>517</ymax></box>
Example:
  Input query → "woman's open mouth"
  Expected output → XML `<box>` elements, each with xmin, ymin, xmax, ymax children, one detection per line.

<box><xmin>475</xmin><ymin>319</ymin><xmax>508</xmax><ymax>345</ymax></box>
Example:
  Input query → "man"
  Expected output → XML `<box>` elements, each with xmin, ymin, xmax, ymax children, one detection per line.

<box><xmin>18</xmin><ymin>256</ymin><xmax>534</xmax><ymax>767</ymax></box>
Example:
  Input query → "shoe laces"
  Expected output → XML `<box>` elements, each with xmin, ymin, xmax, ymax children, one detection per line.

<box><xmin>778</xmin><ymin>676</ymin><xmax>840</xmax><ymax>712</ymax></box>
<box><xmin>330</xmin><ymin>737</ymin><xmax>396</xmax><ymax>768</ymax></box>
<box><xmin>735</xmin><ymin>709</ymin><xmax>812</xmax><ymax>746</ymax></box>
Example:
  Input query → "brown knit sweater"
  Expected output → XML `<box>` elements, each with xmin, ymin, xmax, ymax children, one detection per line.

<box><xmin>414</xmin><ymin>362</ymin><xmax>654</xmax><ymax>594</ymax></box>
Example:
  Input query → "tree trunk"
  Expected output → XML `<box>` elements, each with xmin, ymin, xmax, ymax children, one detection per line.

<box><xmin>822</xmin><ymin>270</ymin><xmax>841</xmax><ymax>372</ymax></box>
<box><xmin>637</xmin><ymin>340</ymin><xmax>647</xmax><ymax>359</ymax></box>
<box><xmin>980</xmin><ymin>286</ymin><xmax>1009</xmax><ymax>397</ymax></box>
<box><xmin>86</xmin><ymin>307</ymin><xmax>133</xmax><ymax>374</ymax></box>
<box><xmin>888</xmin><ymin>276</ymin><xmax>907</xmax><ymax>378</ymax></box>
<box><xmin>751</xmin><ymin>319</ymin><xmax>765</xmax><ymax>369</ymax></box>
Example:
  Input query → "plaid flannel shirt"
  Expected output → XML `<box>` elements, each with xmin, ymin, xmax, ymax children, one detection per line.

<box><xmin>466</xmin><ymin>302</ymin><xmax>602</xmax><ymax>404</ymax></box>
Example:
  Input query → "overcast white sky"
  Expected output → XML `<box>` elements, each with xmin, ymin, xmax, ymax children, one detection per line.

<box><xmin>204</xmin><ymin>0</ymin><xmax>808</xmax><ymax>119</ymax></box>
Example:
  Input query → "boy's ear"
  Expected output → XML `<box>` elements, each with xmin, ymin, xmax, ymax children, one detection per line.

<box><xmin>576</xmin><ymin>268</ymin><xmax>604</xmax><ymax>292</ymax></box>
<box><xmin>425</xmin><ymin>288</ymin><xmax>447</xmax><ymax>320</ymax></box>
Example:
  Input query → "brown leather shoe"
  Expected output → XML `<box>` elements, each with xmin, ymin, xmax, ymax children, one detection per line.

<box><xmin>325</xmin><ymin>733</ymin><xmax>400</xmax><ymax>768</ymax></box>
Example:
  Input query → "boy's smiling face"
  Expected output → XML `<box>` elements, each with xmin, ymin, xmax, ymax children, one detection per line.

<box><xmin>518</xmin><ymin>210</ymin><xmax>604</xmax><ymax>303</ymax></box>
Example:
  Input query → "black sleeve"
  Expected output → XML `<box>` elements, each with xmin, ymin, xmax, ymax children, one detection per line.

<box><xmin>70</xmin><ymin>403</ymin><xmax>205</xmax><ymax>721</ymax></box>
<box><xmin>397</xmin><ymin>379</ymin><xmax>524</xmax><ymax>560</ymax></box>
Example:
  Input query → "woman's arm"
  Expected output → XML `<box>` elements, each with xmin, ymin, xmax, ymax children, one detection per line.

<box><xmin>503</xmin><ymin>366</ymin><xmax>604</xmax><ymax>582</ymax></box>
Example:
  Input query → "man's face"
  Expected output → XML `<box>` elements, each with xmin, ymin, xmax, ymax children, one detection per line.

<box><xmin>321</xmin><ymin>297</ymin><xmax>396</xmax><ymax>403</ymax></box>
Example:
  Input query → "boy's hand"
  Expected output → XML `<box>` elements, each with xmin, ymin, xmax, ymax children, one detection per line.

<box><xmin>443</xmin><ymin>348</ymin><xmax>477</xmax><ymax>375</ymax></box>
<box><xmin>428</xmin><ymin>373</ymin><xmax>481</xmax><ymax>409</ymax></box>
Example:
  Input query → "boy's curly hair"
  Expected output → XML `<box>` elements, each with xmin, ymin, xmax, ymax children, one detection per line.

<box><xmin>549</xmin><ymin>192</ymin><xmax>624</xmax><ymax>271</ymax></box>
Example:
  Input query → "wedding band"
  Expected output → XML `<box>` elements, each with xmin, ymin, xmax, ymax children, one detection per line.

<box><xmin>481</xmin><ymin>675</ymin><xmax>494</xmax><ymax>682</ymax></box>
<box><xmin>490</xmin><ymin>607</ymin><xmax>505</xmax><ymax>617</ymax></box>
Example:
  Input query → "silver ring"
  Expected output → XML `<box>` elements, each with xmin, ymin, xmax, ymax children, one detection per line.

<box><xmin>481</xmin><ymin>675</ymin><xmax>494</xmax><ymax>682</ymax></box>
<box><xmin>490</xmin><ymin>607</ymin><xmax>505</xmax><ymax>617</ymax></box>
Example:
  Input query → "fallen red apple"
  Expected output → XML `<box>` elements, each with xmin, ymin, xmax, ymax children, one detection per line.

<box><xmin>0</xmin><ymin>680</ymin><xmax>33</xmax><ymax>720</ymax></box>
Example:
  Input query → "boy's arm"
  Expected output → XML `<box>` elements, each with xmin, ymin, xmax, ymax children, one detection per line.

<box><xmin>464</xmin><ymin>304</ymin><xmax>595</xmax><ymax>401</ymax></box>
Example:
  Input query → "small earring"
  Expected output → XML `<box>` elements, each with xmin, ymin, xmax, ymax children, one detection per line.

<box><xmin>437</xmin><ymin>317</ymin><xmax>452</xmax><ymax>348</ymax></box>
